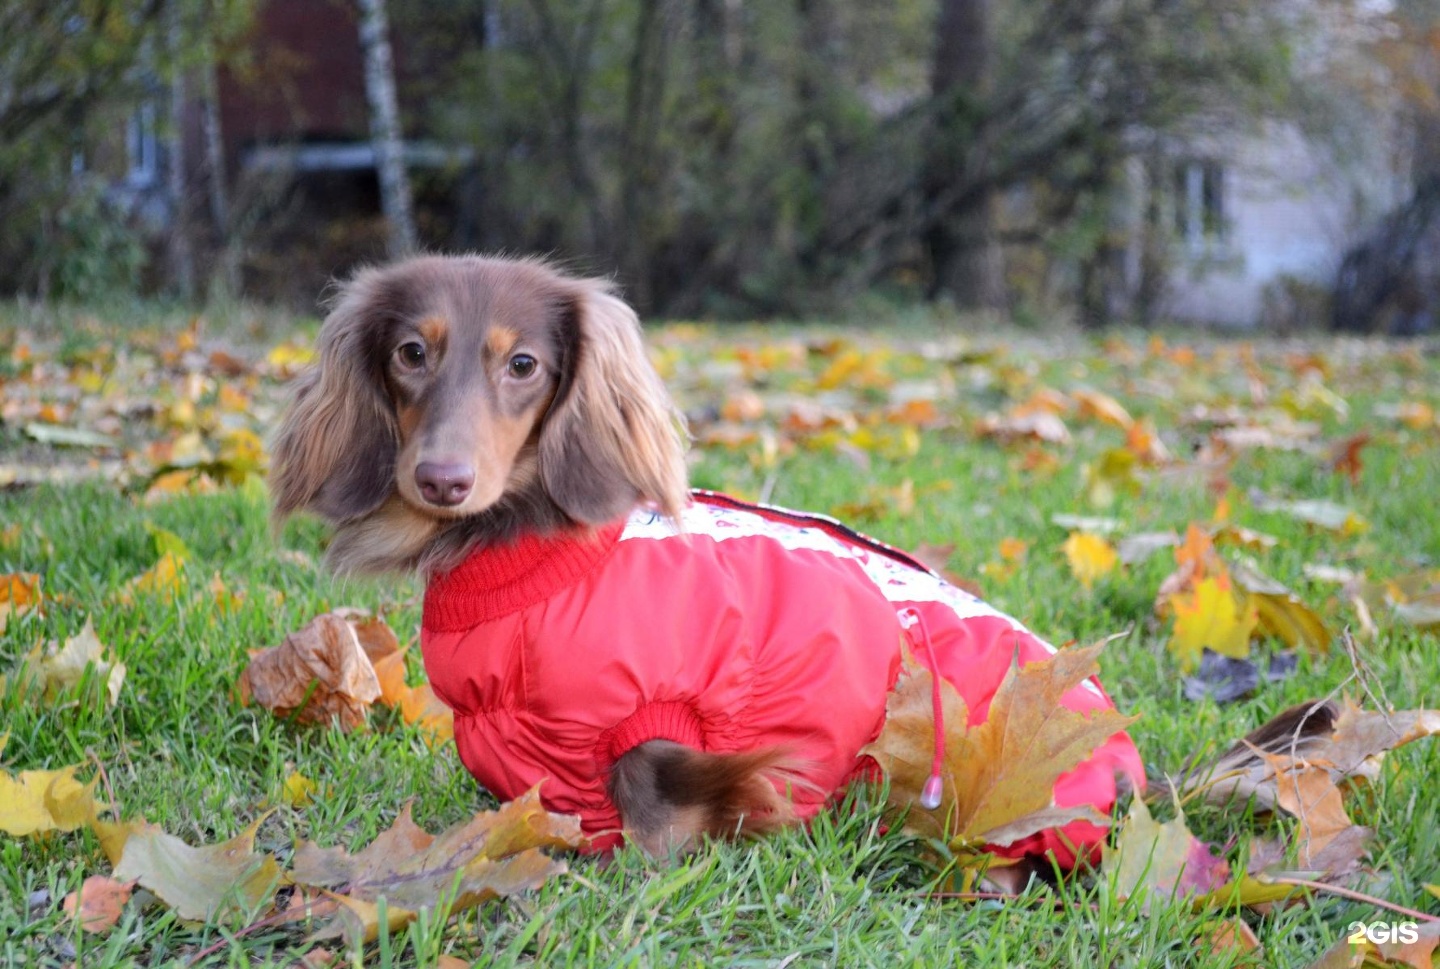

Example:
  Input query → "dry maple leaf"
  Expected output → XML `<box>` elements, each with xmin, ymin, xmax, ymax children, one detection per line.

<box><xmin>291</xmin><ymin>786</ymin><xmax>582</xmax><ymax>943</ymax></box>
<box><xmin>1184</xmin><ymin>699</ymin><xmax>1440</xmax><ymax>811</ymax></box>
<box><xmin>862</xmin><ymin>639</ymin><xmax>1136</xmax><ymax>849</ymax></box>
<box><xmin>1257</xmin><ymin>750</ymin><xmax>1362</xmax><ymax>865</ymax></box>
<box><xmin>239</xmin><ymin>613</ymin><xmax>383</xmax><ymax>730</ymax></box>
<box><xmin>1102</xmin><ymin>797</ymin><xmax>1230</xmax><ymax>913</ymax></box>
<box><xmin>112</xmin><ymin>817</ymin><xmax>283</xmax><ymax>922</ymax></box>
<box><xmin>62</xmin><ymin>876</ymin><xmax>136</xmax><ymax>934</ymax></box>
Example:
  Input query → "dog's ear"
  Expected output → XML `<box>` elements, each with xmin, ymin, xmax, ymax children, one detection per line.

<box><xmin>539</xmin><ymin>281</ymin><xmax>688</xmax><ymax>525</ymax></box>
<box><xmin>271</xmin><ymin>272</ymin><xmax>399</xmax><ymax>524</ymax></box>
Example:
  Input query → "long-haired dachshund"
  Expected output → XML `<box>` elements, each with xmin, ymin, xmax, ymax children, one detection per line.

<box><xmin>272</xmin><ymin>255</ymin><xmax>1142</xmax><ymax>859</ymax></box>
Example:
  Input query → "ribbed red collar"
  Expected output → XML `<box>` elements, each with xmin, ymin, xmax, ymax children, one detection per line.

<box><xmin>423</xmin><ymin>521</ymin><xmax>626</xmax><ymax>632</ymax></box>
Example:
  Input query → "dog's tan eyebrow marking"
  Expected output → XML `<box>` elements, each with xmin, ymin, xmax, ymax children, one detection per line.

<box><xmin>486</xmin><ymin>325</ymin><xmax>520</xmax><ymax>359</ymax></box>
<box><xmin>418</xmin><ymin>315</ymin><xmax>448</xmax><ymax>347</ymax></box>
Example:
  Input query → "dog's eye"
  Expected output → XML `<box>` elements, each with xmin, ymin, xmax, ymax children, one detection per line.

<box><xmin>396</xmin><ymin>342</ymin><xmax>426</xmax><ymax>370</ymax></box>
<box><xmin>507</xmin><ymin>354</ymin><xmax>538</xmax><ymax>379</ymax></box>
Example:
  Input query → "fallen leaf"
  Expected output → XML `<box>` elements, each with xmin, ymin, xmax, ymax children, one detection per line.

<box><xmin>1183</xmin><ymin>699</ymin><xmax>1440</xmax><ymax>813</ymax></box>
<box><xmin>1230</xmin><ymin>562</ymin><xmax>1331</xmax><ymax>653</ymax></box>
<box><xmin>1050</xmin><ymin>513</ymin><xmax>1123</xmax><ymax>535</ymax></box>
<box><xmin>1072</xmin><ymin>387</ymin><xmax>1134</xmax><ymax>429</ymax></box>
<box><xmin>1103</xmin><ymin>797</ymin><xmax>1230</xmax><ymax>912</ymax></box>
<box><xmin>1063</xmin><ymin>532</ymin><xmax>1118</xmax><ymax>589</ymax></box>
<box><xmin>862</xmin><ymin>639</ymin><xmax>1135</xmax><ymax>848</ymax></box>
<box><xmin>1201</xmin><ymin>916</ymin><xmax>1262</xmax><ymax>958</ymax></box>
<box><xmin>0</xmin><ymin>573</ymin><xmax>42</xmax><ymax>632</ymax></box>
<box><xmin>239</xmin><ymin>613</ymin><xmax>383</xmax><ymax>730</ymax></box>
<box><xmin>292</xmin><ymin>787</ymin><xmax>582</xmax><ymax>942</ymax></box>
<box><xmin>1254</xmin><ymin>496</ymin><xmax>1368</xmax><ymax>536</ymax></box>
<box><xmin>283</xmin><ymin>772</ymin><xmax>318</xmax><ymax>808</ymax></box>
<box><xmin>113</xmin><ymin>817</ymin><xmax>283</xmax><ymax>922</ymax></box>
<box><xmin>320</xmin><ymin>891</ymin><xmax>419</xmax><ymax>947</ymax></box>
<box><xmin>124</xmin><ymin>551</ymin><xmax>187</xmax><ymax>602</ymax></box>
<box><xmin>1081</xmin><ymin>448</ymin><xmax>1140</xmax><ymax>508</ymax></box>
<box><xmin>13</xmin><ymin>619</ymin><xmax>126</xmax><ymax>706</ymax></box>
<box><xmin>1168</xmin><ymin>575</ymin><xmax>1259</xmax><ymax>672</ymax></box>
<box><xmin>397</xmin><ymin>683</ymin><xmax>455</xmax><ymax>745</ymax></box>
<box><xmin>144</xmin><ymin>523</ymin><xmax>192</xmax><ymax>560</ymax></box>
<box><xmin>1183</xmin><ymin>650</ymin><xmax>1260</xmax><ymax>704</ymax></box>
<box><xmin>23</xmin><ymin>422</ymin><xmax>118</xmax><ymax>448</ymax></box>
<box><xmin>0</xmin><ymin>763</ymin><xmax>100</xmax><ymax>836</ymax></box>
<box><xmin>1117</xmin><ymin>531</ymin><xmax>1179</xmax><ymax>566</ymax></box>
<box><xmin>977</xmin><ymin>409</ymin><xmax>1071</xmax><ymax>445</ymax></box>
<box><xmin>62</xmin><ymin>876</ymin><xmax>135</xmax><ymax>934</ymax></box>
<box><xmin>1327</xmin><ymin>432</ymin><xmax>1371</xmax><ymax>484</ymax></box>
<box><xmin>1259</xmin><ymin>750</ymin><xmax>1355</xmax><ymax>862</ymax></box>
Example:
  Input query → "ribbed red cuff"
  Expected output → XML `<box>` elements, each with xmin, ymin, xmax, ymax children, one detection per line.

<box><xmin>598</xmin><ymin>700</ymin><xmax>706</xmax><ymax>768</ymax></box>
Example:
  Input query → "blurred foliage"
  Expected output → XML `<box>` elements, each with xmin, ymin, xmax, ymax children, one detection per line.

<box><xmin>0</xmin><ymin>0</ymin><xmax>253</xmax><ymax>300</ymax></box>
<box><xmin>0</xmin><ymin>0</ymin><xmax>1436</xmax><ymax>318</ymax></box>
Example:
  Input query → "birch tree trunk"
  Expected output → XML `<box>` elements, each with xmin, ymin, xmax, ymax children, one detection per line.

<box><xmin>357</xmin><ymin>0</ymin><xmax>418</xmax><ymax>257</ymax></box>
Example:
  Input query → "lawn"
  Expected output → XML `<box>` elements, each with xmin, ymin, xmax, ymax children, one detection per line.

<box><xmin>2</xmin><ymin>305</ymin><xmax>1439</xmax><ymax>967</ymax></box>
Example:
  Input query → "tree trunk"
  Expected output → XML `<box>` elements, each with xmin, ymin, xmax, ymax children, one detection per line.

<box><xmin>167</xmin><ymin>12</ymin><xmax>195</xmax><ymax>301</ymax></box>
<box><xmin>924</xmin><ymin>0</ymin><xmax>1005</xmax><ymax>311</ymax></box>
<box><xmin>1134</xmin><ymin>149</ymin><xmax>1168</xmax><ymax>328</ymax></box>
<box><xmin>617</xmin><ymin>0</ymin><xmax>669</xmax><ymax>310</ymax></box>
<box><xmin>199</xmin><ymin>53</ymin><xmax>239</xmax><ymax>298</ymax></box>
<box><xmin>357</xmin><ymin>0</ymin><xmax>418</xmax><ymax>258</ymax></box>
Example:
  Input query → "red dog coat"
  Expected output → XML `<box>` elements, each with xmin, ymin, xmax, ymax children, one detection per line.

<box><xmin>421</xmin><ymin>491</ymin><xmax>1144</xmax><ymax>865</ymax></box>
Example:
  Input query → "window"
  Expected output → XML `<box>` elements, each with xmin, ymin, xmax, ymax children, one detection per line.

<box><xmin>1173</xmin><ymin>159</ymin><xmax>1226</xmax><ymax>245</ymax></box>
<box><xmin>126</xmin><ymin>101</ymin><xmax>160</xmax><ymax>188</ymax></box>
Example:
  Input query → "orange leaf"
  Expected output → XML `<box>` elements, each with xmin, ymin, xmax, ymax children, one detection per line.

<box><xmin>62</xmin><ymin>876</ymin><xmax>135</xmax><ymax>934</ymax></box>
<box><xmin>0</xmin><ymin>572</ymin><xmax>42</xmax><ymax>631</ymax></box>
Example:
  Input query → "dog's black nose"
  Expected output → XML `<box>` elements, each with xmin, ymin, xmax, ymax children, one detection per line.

<box><xmin>415</xmin><ymin>461</ymin><xmax>475</xmax><ymax>507</ymax></box>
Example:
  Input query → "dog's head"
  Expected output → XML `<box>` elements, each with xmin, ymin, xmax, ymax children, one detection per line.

<box><xmin>270</xmin><ymin>256</ymin><xmax>688</xmax><ymax>568</ymax></box>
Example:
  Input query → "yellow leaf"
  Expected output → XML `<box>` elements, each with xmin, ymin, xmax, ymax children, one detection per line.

<box><xmin>127</xmin><ymin>552</ymin><xmax>187</xmax><ymax>602</ymax></box>
<box><xmin>0</xmin><ymin>764</ymin><xmax>100</xmax><ymax>836</ymax></box>
<box><xmin>266</xmin><ymin>342</ymin><xmax>316</xmax><ymax>376</ymax></box>
<box><xmin>1168</xmin><ymin>575</ymin><xmax>1258</xmax><ymax>672</ymax></box>
<box><xmin>1063</xmin><ymin>532</ymin><xmax>1118</xmax><ymax>589</ymax></box>
<box><xmin>1082</xmin><ymin>448</ymin><xmax>1140</xmax><ymax>508</ymax></box>
<box><xmin>282</xmin><ymin>772</ymin><xmax>318</xmax><ymax>808</ymax></box>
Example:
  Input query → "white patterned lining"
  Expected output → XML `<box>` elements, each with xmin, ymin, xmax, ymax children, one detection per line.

<box><xmin>620</xmin><ymin>501</ymin><xmax>1102</xmax><ymax>697</ymax></box>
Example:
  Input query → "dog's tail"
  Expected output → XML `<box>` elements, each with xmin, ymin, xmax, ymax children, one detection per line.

<box><xmin>607</xmin><ymin>741</ymin><xmax>811</xmax><ymax>854</ymax></box>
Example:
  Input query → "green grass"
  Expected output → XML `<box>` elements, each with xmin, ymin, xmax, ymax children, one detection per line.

<box><xmin>2</xmin><ymin>316</ymin><xmax>1439</xmax><ymax>967</ymax></box>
